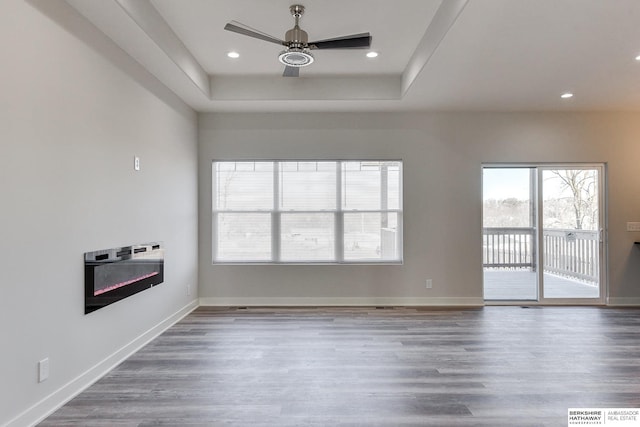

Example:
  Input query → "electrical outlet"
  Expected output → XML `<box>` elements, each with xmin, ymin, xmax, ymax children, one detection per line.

<box><xmin>38</xmin><ymin>358</ymin><xmax>49</xmax><ymax>383</ymax></box>
<box><xmin>425</xmin><ymin>279</ymin><xmax>433</xmax><ymax>289</ymax></box>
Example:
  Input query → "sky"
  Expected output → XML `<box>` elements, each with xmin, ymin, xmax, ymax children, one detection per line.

<box><xmin>483</xmin><ymin>168</ymin><xmax>586</xmax><ymax>201</ymax></box>
<box><xmin>483</xmin><ymin>168</ymin><xmax>531</xmax><ymax>201</ymax></box>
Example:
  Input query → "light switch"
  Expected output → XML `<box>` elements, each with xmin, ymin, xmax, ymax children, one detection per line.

<box><xmin>134</xmin><ymin>156</ymin><xmax>140</xmax><ymax>171</ymax></box>
<box><xmin>627</xmin><ymin>222</ymin><xmax>640</xmax><ymax>232</ymax></box>
<box><xmin>38</xmin><ymin>358</ymin><xmax>49</xmax><ymax>383</ymax></box>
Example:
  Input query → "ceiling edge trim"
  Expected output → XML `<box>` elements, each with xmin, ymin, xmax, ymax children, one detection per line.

<box><xmin>209</xmin><ymin>75</ymin><xmax>401</xmax><ymax>101</ymax></box>
<box><xmin>401</xmin><ymin>0</ymin><xmax>469</xmax><ymax>96</ymax></box>
<box><xmin>114</xmin><ymin>0</ymin><xmax>211</xmax><ymax>98</ymax></box>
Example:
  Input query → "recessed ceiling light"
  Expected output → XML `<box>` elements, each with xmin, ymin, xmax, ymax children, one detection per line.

<box><xmin>561</xmin><ymin>92</ymin><xmax>574</xmax><ymax>99</ymax></box>
<box><xmin>227</xmin><ymin>51</ymin><xmax>240</xmax><ymax>59</ymax></box>
<box><xmin>635</xmin><ymin>54</ymin><xmax>640</xmax><ymax>61</ymax></box>
<box><xmin>366</xmin><ymin>51</ymin><xmax>378</xmax><ymax>58</ymax></box>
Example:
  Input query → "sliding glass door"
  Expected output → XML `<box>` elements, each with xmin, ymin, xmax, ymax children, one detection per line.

<box><xmin>483</xmin><ymin>165</ymin><xmax>605</xmax><ymax>304</ymax></box>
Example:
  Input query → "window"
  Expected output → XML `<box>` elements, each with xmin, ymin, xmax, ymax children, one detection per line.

<box><xmin>213</xmin><ymin>160</ymin><xmax>403</xmax><ymax>264</ymax></box>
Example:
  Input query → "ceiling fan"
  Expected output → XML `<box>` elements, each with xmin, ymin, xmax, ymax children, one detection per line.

<box><xmin>224</xmin><ymin>4</ymin><xmax>372</xmax><ymax>77</ymax></box>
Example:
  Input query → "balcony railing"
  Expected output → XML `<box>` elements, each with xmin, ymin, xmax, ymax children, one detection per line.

<box><xmin>483</xmin><ymin>227</ymin><xmax>598</xmax><ymax>283</ymax></box>
<box><xmin>483</xmin><ymin>227</ymin><xmax>534</xmax><ymax>269</ymax></box>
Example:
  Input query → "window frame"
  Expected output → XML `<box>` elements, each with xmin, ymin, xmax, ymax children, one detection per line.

<box><xmin>212</xmin><ymin>160</ymin><xmax>403</xmax><ymax>265</ymax></box>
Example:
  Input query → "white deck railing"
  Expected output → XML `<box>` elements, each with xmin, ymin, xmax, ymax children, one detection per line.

<box><xmin>482</xmin><ymin>227</ymin><xmax>534</xmax><ymax>269</ymax></box>
<box><xmin>543</xmin><ymin>229</ymin><xmax>599</xmax><ymax>283</ymax></box>
<box><xmin>483</xmin><ymin>227</ymin><xmax>598</xmax><ymax>283</ymax></box>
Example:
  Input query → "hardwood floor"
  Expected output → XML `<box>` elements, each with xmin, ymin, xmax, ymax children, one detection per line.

<box><xmin>40</xmin><ymin>307</ymin><xmax>640</xmax><ymax>426</ymax></box>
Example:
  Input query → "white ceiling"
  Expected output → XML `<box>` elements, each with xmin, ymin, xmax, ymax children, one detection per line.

<box><xmin>151</xmin><ymin>0</ymin><xmax>438</xmax><ymax>76</ymax></box>
<box><xmin>64</xmin><ymin>0</ymin><xmax>640</xmax><ymax>113</ymax></box>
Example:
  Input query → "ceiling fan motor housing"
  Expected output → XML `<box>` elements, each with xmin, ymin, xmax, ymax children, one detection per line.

<box><xmin>285</xmin><ymin>26</ymin><xmax>308</xmax><ymax>47</ymax></box>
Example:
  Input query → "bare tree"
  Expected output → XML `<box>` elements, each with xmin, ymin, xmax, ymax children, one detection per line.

<box><xmin>548</xmin><ymin>170</ymin><xmax>597</xmax><ymax>230</ymax></box>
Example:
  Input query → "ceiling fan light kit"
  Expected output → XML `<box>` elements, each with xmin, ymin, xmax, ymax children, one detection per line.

<box><xmin>224</xmin><ymin>4</ymin><xmax>371</xmax><ymax>77</ymax></box>
<box><xmin>278</xmin><ymin>48</ymin><xmax>314</xmax><ymax>67</ymax></box>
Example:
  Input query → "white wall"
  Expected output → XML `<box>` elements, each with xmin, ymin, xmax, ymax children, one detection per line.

<box><xmin>199</xmin><ymin>112</ymin><xmax>640</xmax><ymax>306</ymax></box>
<box><xmin>0</xmin><ymin>1</ymin><xmax>198</xmax><ymax>425</ymax></box>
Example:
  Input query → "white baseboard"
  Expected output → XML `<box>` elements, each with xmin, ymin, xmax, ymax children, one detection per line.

<box><xmin>608</xmin><ymin>297</ymin><xmax>640</xmax><ymax>307</ymax></box>
<box><xmin>6</xmin><ymin>299</ymin><xmax>199</xmax><ymax>427</ymax></box>
<box><xmin>198</xmin><ymin>297</ymin><xmax>484</xmax><ymax>307</ymax></box>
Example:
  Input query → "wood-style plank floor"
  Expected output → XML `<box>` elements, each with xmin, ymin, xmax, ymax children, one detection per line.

<box><xmin>40</xmin><ymin>306</ymin><xmax>640</xmax><ymax>426</ymax></box>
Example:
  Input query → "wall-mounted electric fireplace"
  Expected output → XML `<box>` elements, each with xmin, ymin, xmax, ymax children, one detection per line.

<box><xmin>84</xmin><ymin>242</ymin><xmax>164</xmax><ymax>314</ymax></box>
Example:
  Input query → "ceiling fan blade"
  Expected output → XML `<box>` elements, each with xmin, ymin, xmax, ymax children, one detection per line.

<box><xmin>283</xmin><ymin>66</ymin><xmax>300</xmax><ymax>77</ymax></box>
<box><xmin>224</xmin><ymin>21</ymin><xmax>284</xmax><ymax>46</ymax></box>
<box><xmin>309</xmin><ymin>33</ymin><xmax>371</xmax><ymax>49</ymax></box>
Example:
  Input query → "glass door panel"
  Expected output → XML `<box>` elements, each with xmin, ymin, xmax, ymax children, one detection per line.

<box><xmin>483</xmin><ymin>168</ymin><xmax>537</xmax><ymax>300</ymax></box>
<box><xmin>541</xmin><ymin>168</ymin><xmax>601</xmax><ymax>300</ymax></box>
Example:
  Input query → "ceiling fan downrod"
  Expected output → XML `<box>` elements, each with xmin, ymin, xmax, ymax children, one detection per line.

<box><xmin>285</xmin><ymin>4</ymin><xmax>308</xmax><ymax>47</ymax></box>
